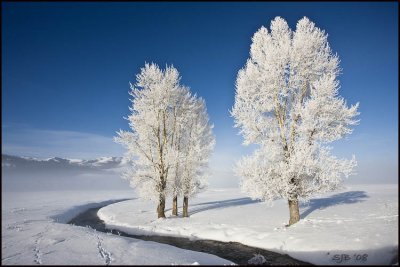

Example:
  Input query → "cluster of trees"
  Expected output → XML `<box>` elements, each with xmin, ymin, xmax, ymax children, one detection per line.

<box><xmin>115</xmin><ymin>63</ymin><xmax>215</xmax><ymax>218</ymax></box>
<box><xmin>116</xmin><ymin>16</ymin><xmax>359</xmax><ymax>226</ymax></box>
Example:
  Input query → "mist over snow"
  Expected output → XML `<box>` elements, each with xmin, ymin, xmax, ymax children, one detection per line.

<box><xmin>2</xmin><ymin>154</ymin><xmax>130</xmax><ymax>192</ymax></box>
<box><xmin>2</xmin><ymin>125</ymin><xmax>125</xmax><ymax>159</ymax></box>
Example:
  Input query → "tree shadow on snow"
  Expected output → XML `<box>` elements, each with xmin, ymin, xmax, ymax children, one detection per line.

<box><xmin>300</xmin><ymin>191</ymin><xmax>369</xmax><ymax>219</ymax></box>
<box><xmin>188</xmin><ymin>197</ymin><xmax>260</xmax><ymax>216</ymax></box>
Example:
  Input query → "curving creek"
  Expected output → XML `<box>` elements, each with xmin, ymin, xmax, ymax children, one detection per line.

<box><xmin>68</xmin><ymin>201</ymin><xmax>311</xmax><ymax>265</ymax></box>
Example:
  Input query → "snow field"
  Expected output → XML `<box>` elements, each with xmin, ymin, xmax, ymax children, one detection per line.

<box><xmin>2</xmin><ymin>190</ymin><xmax>234</xmax><ymax>265</ymax></box>
<box><xmin>98</xmin><ymin>184</ymin><xmax>398</xmax><ymax>265</ymax></box>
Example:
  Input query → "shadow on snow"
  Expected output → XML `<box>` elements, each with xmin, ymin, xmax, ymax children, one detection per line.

<box><xmin>300</xmin><ymin>191</ymin><xmax>369</xmax><ymax>219</ymax></box>
<box><xmin>169</xmin><ymin>191</ymin><xmax>368</xmax><ymax>218</ymax></box>
<box><xmin>188</xmin><ymin>197</ymin><xmax>260</xmax><ymax>216</ymax></box>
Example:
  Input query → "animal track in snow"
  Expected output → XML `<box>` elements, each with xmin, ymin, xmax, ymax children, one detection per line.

<box><xmin>86</xmin><ymin>226</ymin><xmax>113</xmax><ymax>265</ymax></box>
<box><xmin>96</xmin><ymin>236</ymin><xmax>113</xmax><ymax>265</ymax></box>
<box><xmin>6</xmin><ymin>223</ymin><xmax>23</xmax><ymax>232</ymax></box>
<box><xmin>32</xmin><ymin>224</ymin><xmax>50</xmax><ymax>265</ymax></box>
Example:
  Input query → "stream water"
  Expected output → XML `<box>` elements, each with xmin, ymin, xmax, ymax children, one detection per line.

<box><xmin>68</xmin><ymin>203</ymin><xmax>311</xmax><ymax>265</ymax></box>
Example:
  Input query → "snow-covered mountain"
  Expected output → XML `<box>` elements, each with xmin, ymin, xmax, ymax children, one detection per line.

<box><xmin>2</xmin><ymin>154</ymin><xmax>128</xmax><ymax>172</ymax></box>
<box><xmin>2</xmin><ymin>154</ymin><xmax>131</xmax><ymax>191</ymax></box>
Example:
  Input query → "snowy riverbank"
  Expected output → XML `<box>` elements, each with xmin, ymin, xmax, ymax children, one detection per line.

<box><xmin>98</xmin><ymin>184</ymin><xmax>398</xmax><ymax>265</ymax></box>
<box><xmin>1</xmin><ymin>190</ymin><xmax>233</xmax><ymax>265</ymax></box>
<box><xmin>69</xmin><ymin>205</ymin><xmax>309</xmax><ymax>265</ymax></box>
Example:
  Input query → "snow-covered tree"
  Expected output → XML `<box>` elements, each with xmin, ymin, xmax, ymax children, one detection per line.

<box><xmin>115</xmin><ymin>63</ymin><xmax>183</xmax><ymax>218</ymax></box>
<box><xmin>115</xmin><ymin>63</ymin><xmax>215</xmax><ymax>219</ymax></box>
<box><xmin>167</xmin><ymin>90</ymin><xmax>215</xmax><ymax>217</ymax></box>
<box><xmin>231</xmin><ymin>17</ymin><xmax>359</xmax><ymax>225</ymax></box>
<box><xmin>168</xmin><ymin>86</ymin><xmax>197</xmax><ymax>216</ymax></box>
<box><xmin>179</xmin><ymin>97</ymin><xmax>215</xmax><ymax>217</ymax></box>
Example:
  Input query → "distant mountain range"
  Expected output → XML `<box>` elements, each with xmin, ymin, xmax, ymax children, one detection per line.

<box><xmin>2</xmin><ymin>154</ymin><xmax>129</xmax><ymax>173</ymax></box>
<box><xmin>2</xmin><ymin>154</ymin><xmax>132</xmax><ymax>191</ymax></box>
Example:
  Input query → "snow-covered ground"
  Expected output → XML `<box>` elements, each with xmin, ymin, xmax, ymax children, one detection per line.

<box><xmin>1</xmin><ymin>190</ymin><xmax>233</xmax><ymax>265</ymax></box>
<box><xmin>2</xmin><ymin>155</ymin><xmax>397</xmax><ymax>265</ymax></box>
<box><xmin>98</xmin><ymin>184</ymin><xmax>399</xmax><ymax>265</ymax></box>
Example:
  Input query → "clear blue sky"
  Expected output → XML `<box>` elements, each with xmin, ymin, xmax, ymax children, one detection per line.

<box><xmin>2</xmin><ymin>2</ymin><xmax>398</xmax><ymax>185</ymax></box>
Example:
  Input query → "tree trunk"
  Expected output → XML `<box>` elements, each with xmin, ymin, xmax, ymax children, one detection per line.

<box><xmin>182</xmin><ymin>196</ymin><xmax>189</xmax><ymax>217</ymax></box>
<box><xmin>172</xmin><ymin>195</ymin><xmax>178</xmax><ymax>216</ymax></box>
<box><xmin>157</xmin><ymin>194</ymin><xmax>166</xmax><ymax>218</ymax></box>
<box><xmin>288</xmin><ymin>199</ymin><xmax>300</xmax><ymax>226</ymax></box>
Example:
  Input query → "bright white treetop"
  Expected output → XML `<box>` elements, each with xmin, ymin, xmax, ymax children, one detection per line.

<box><xmin>232</xmin><ymin>17</ymin><xmax>359</xmax><ymax>203</ymax></box>
<box><xmin>115</xmin><ymin>63</ymin><xmax>181</xmax><ymax>201</ymax></box>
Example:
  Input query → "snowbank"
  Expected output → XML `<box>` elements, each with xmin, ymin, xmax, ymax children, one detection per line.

<box><xmin>2</xmin><ymin>190</ymin><xmax>234</xmax><ymax>265</ymax></box>
<box><xmin>98</xmin><ymin>184</ymin><xmax>398</xmax><ymax>265</ymax></box>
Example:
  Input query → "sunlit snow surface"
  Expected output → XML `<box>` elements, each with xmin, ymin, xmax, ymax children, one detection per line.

<box><xmin>1</xmin><ymin>190</ymin><xmax>233</xmax><ymax>265</ymax></box>
<box><xmin>98</xmin><ymin>184</ymin><xmax>398</xmax><ymax>265</ymax></box>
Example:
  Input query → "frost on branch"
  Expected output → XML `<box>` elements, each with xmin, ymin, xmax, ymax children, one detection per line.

<box><xmin>232</xmin><ymin>16</ymin><xmax>359</xmax><ymax>208</ymax></box>
<box><xmin>178</xmin><ymin>97</ymin><xmax>215</xmax><ymax>199</ymax></box>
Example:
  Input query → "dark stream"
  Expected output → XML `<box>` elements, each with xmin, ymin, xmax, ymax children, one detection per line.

<box><xmin>68</xmin><ymin>203</ymin><xmax>311</xmax><ymax>265</ymax></box>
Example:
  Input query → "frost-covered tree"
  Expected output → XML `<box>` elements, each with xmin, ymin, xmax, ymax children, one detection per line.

<box><xmin>115</xmin><ymin>63</ymin><xmax>183</xmax><ymax>218</ymax></box>
<box><xmin>167</xmin><ymin>91</ymin><xmax>215</xmax><ymax>217</ymax></box>
<box><xmin>232</xmin><ymin>17</ymin><xmax>359</xmax><ymax>225</ymax></box>
<box><xmin>168</xmin><ymin>87</ymin><xmax>197</xmax><ymax>216</ymax></box>
<box><xmin>179</xmin><ymin>97</ymin><xmax>215</xmax><ymax>217</ymax></box>
<box><xmin>115</xmin><ymin>63</ymin><xmax>214</xmax><ymax>219</ymax></box>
